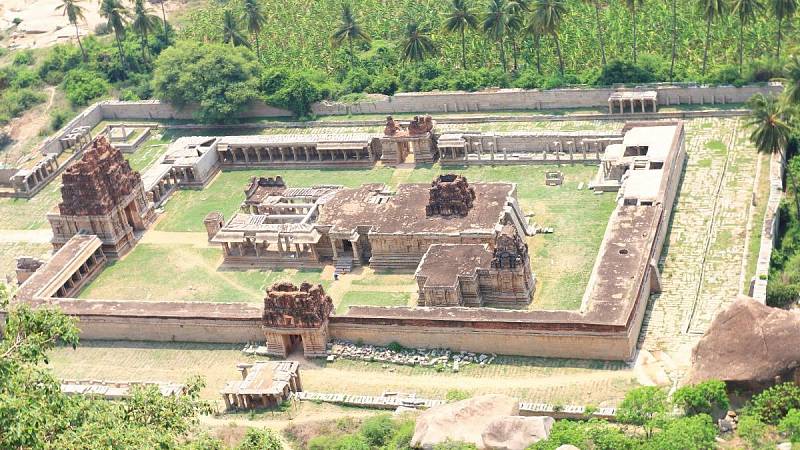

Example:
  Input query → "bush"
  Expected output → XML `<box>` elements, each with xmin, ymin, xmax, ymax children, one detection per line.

<box><xmin>643</xmin><ymin>414</ymin><xmax>717</xmax><ymax>450</ymax></box>
<box><xmin>342</xmin><ymin>68</ymin><xmax>371</xmax><ymax>94</ymax></box>
<box><xmin>445</xmin><ymin>389</ymin><xmax>470</xmax><ymax>402</ymax></box>
<box><xmin>475</xmin><ymin>67</ymin><xmax>510</xmax><ymax>88</ymax></box>
<box><xmin>737</xmin><ymin>414</ymin><xmax>769</xmax><ymax>448</ymax></box>
<box><xmin>63</xmin><ymin>69</ymin><xmax>110</xmax><ymax>106</ymax></box>
<box><xmin>235</xmin><ymin>428</ymin><xmax>282</xmax><ymax>450</ymax></box>
<box><xmin>0</xmin><ymin>88</ymin><xmax>46</xmax><ymax>122</ymax></box>
<box><xmin>449</xmin><ymin>70</ymin><xmax>484</xmax><ymax>91</ymax></box>
<box><xmin>751</xmin><ymin>383</ymin><xmax>800</xmax><ymax>424</ymax></box>
<box><xmin>746</xmin><ymin>58</ymin><xmax>784</xmax><ymax>82</ymax></box>
<box><xmin>258</xmin><ymin>67</ymin><xmax>290</xmax><ymax>96</ymax></box>
<box><xmin>594</xmin><ymin>60</ymin><xmax>656</xmax><ymax>86</ymax></box>
<box><xmin>367</xmin><ymin>73</ymin><xmax>399</xmax><ymax>95</ymax></box>
<box><xmin>268</xmin><ymin>71</ymin><xmax>329</xmax><ymax>118</ymax></box>
<box><xmin>13</xmin><ymin>50</ymin><xmax>35</xmax><ymax>66</ymax></box>
<box><xmin>49</xmin><ymin>108</ymin><xmax>73</xmax><ymax>132</ymax></box>
<box><xmin>779</xmin><ymin>409</ymin><xmax>800</xmax><ymax>443</ymax></box>
<box><xmin>9</xmin><ymin>68</ymin><xmax>40</xmax><ymax>89</ymax></box>
<box><xmin>12</xmin><ymin>17</ymin><xmax>22</xmax><ymax>26</ymax></box>
<box><xmin>706</xmin><ymin>65</ymin><xmax>746</xmax><ymax>86</ymax></box>
<box><xmin>433</xmin><ymin>441</ymin><xmax>479</xmax><ymax>450</ymax></box>
<box><xmin>673</xmin><ymin>380</ymin><xmax>730</xmax><ymax>416</ymax></box>
<box><xmin>359</xmin><ymin>415</ymin><xmax>395</xmax><ymax>447</ymax></box>
<box><xmin>513</xmin><ymin>69</ymin><xmax>544</xmax><ymax>89</ymax></box>
<box><xmin>616</xmin><ymin>386</ymin><xmax>668</xmax><ymax>438</ymax></box>
<box><xmin>766</xmin><ymin>280</ymin><xmax>799</xmax><ymax>307</ymax></box>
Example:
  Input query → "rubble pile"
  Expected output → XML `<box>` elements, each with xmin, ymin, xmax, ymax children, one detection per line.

<box><xmin>326</xmin><ymin>339</ymin><xmax>497</xmax><ymax>370</ymax></box>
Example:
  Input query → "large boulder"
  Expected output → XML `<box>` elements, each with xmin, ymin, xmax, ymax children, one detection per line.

<box><xmin>481</xmin><ymin>416</ymin><xmax>554</xmax><ymax>450</ymax></box>
<box><xmin>411</xmin><ymin>394</ymin><xmax>520</xmax><ymax>449</ymax></box>
<box><xmin>686</xmin><ymin>296</ymin><xmax>800</xmax><ymax>385</ymax></box>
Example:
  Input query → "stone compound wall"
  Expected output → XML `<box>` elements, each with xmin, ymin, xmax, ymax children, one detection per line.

<box><xmin>313</xmin><ymin>84</ymin><xmax>782</xmax><ymax>115</ymax></box>
<box><xmin>752</xmin><ymin>152</ymin><xmax>784</xmax><ymax>302</ymax></box>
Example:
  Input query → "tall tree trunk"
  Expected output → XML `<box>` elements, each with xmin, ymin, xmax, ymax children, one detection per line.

<box><xmin>74</xmin><ymin>22</ymin><xmax>87</xmax><ymax>62</ymax></box>
<box><xmin>255</xmin><ymin>33</ymin><xmax>261</xmax><ymax>61</ymax></box>
<box><xmin>535</xmin><ymin>34</ymin><xmax>541</xmax><ymax>74</ymax></box>
<box><xmin>115</xmin><ymin>30</ymin><xmax>126</xmax><ymax>71</ymax></box>
<box><xmin>554</xmin><ymin>33</ymin><xmax>564</xmax><ymax>75</ymax></box>
<box><xmin>141</xmin><ymin>33</ymin><xmax>147</xmax><ymax>63</ymax></box>
<box><xmin>632</xmin><ymin>4</ymin><xmax>637</xmax><ymax>64</ymax></box>
<box><xmin>669</xmin><ymin>0</ymin><xmax>677</xmax><ymax>80</ymax></box>
<box><xmin>594</xmin><ymin>0</ymin><xmax>606</xmax><ymax>65</ymax></box>
<box><xmin>348</xmin><ymin>37</ymin><xmax>354</xmax><ymax>68</ymax></box>
<box><xmin>776</xmin><ymin>16</ymin><xmax>783</xmax><ymax>60</ymax></box>
<box><xmin>161</xmin><ymin>1</ymin><xmax>168</xmax><ymax>44</ymax></box>
<box><xmin>460</xmin><ymin>27</ymin><xmax>467</xmax><ymax>70</ymax></box>
<box><xmin>499</xmin><ymin>38</ymin><xmax>507</xmax><ymax>72</ymax></box>
<box><xmin>512</xmin><ymin>38</ymin><xmax>519</xmax><ymax>72</ymax></box>
<box><xmin>702</xmin><ymin>15</ymin><xmax>711</xmax><ymax>76</ymax></box>
<box><xmin>738</xmin><ymin>16</ymin><xmax>744</xmax><ymax>74</ymax></box>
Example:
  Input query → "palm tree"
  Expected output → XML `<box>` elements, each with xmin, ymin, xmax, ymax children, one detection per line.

<box><xmin>331</xmin><ymin>3</ymin><xmax>370</xmax><ymax>67</ymax></box>
<box><xmin>55</xmin><ymin>0</ymin><xmax>88</xmax><ymax>62</ymax></box>
<box><xmin>99</xmin><ymin>0</ymin><xmax>128</xmax><ymax>69</ymax></box>
<box><xmin>669</xmin><ymin>0</ymin><xmax>677</xmax><ymax>79</ymax></box>
<box><xmin>699</xmin><ymin>0</ymin><xmax>727</xmax><ymax>76</ymax></box>
<box><xmin>732</xmin><ymin>0</ymin><xmax>763</xmax><ymax>74</ymax></box>
<box><xmin>770</xmin><ymin>0</ymin><xmax>798</xmax><ymax>60</ymax></box>
<box><xmin>148</xmin><ymin>0</ymin><xmax>169</xmax><ymax>45</ymax></box>
<box><xmin>784</xmin><ymin>55</ymin><xmax>800</xmax><ymax>105</ymax></box>
<box><xmin>221</xmin><ymin>10</ymin><xmax>249</xmax><ymax>47</ymax></box>
<box><xmin>524</xmin><ymin>14</ymin><xmax>545</xmax><ymax>74</ymax></box>
<box><xmin>506</xmin><ymin>0</ymin><xmax>528</xmax><ymax>71</ymax></box>
<box><xmin>401</xmin><ymin>22</ymin><xmax>436</xmax><ymax>62</ymax></box>
<box><xmin>746</xmin><ymin>93</ymin><xmax>799</xmax><ymax>217</ymax></box>
<box><xmin>131</xmin><ymin>0</ymin><xmax>158</xmax><ymax>63</ymax></box>
<box><xmin>624</xmin><ymin>0</ymin><xmax>644</xmax><ymax>64</ymax></box>
<box><xmin>583</xmin><ymin>0</ymin><xmax>606</xmax><ymax>66</ymax></box>
<box><xmin>444</xmin><ymin>0</ymin><xmax>479</xmax><ymax>70</ymax></box>
<box><xmin>242</xmin><ymin>0</ymin><xmax>266</xmax><ymax>61</ymax></box>
<box><xmin>483</xmin><ymin>0</ymin><xmax>509</xmax><ymax>71</ymax></box>
<box><xmin>533</xmin><ymin>0</ymin><xmax>567</xmax><ymax>75</ymax></box>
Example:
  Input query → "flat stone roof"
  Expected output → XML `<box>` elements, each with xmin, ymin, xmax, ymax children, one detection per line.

<box><xmin>220</xmin><ymin>361</ymin><xmax>298</xmax><ymax>396</ymax></box>
<box><xmin>29</xmin><ymin>298</ymin><xmax>263</xmax><ymax>320</ymax></box>
<box><xmin>219</xmin><ymin>134</ymin><xmax>375</xmax><ymax>146</ymax></box>
<box><xmin>318</xmin><ymin>182</ymin><xmax>514</xmax><ymax>236</ymax></box>
<box><xmin>621</xmin><ymin>125</ymin><xmax>676</xmax><ymax>162</ymax></box>
<box><xmin>416</xmin><ymin>244</ymin><xmax>492</xmax><ymax>288</ymax></box>
<box><xmin>16</xmin><ymin>234</ymin><xmax>101</xmax><ymax>301</ymax></box>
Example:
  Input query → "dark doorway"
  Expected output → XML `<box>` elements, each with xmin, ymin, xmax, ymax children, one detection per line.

<box><xmin>341</xmin><ymin>240</ymin><xmax>353</xmax><ymax>254</ymax></box>
<box><xmin>288</xmin><ymin>334</ymin><xmax>304</xmax><ymax>355</ymax></box>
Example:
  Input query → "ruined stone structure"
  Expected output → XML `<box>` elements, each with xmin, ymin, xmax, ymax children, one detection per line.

<box><xmin>142</xmin><ymin>137</ymin><xmax>220</xmax><ymax>206</ymax></box>
<box><xmin>217</xmin><ymin>134</ymin><xmax>380</xmax><ymax>168</ymax></box>
<box><xmin>608</xmin><ymin>91</ymin><xmax>658</xmax><ymax>114</ymax></box>
<box><xmin>415</xmin><ymin>225</ymin><xmax>535</xmax><ymax>308</ymax></box>
<box><xmin>379</xmin><ymin>115</ymin><xmax>438</xmax><ymax>164</ymax></box>
<box><xmin>62</xmin><ymin>380</ymin><xmax>185</xmax><ymax>400</ymax></box>
<box><xmin>220</xmin><ymin>361</ymin><xmax>302</xmax><ymax>410</ymax></box>
<box><xmin>211</xmin><ymin>175</ymin><xmax>530</xmax><ymax>272</ymax></box>
<box><xmin>14</xmin><ymin>257</ymin><xmax>44</xmax><ymax>285</ymax></box>
<box><xmin>47</xmin><ymin>137</ymin><xmax>154</xmax><ymax>258</ymax></box>
<box><xmin>262</xmin><ymin>282</ymin><xmax>334</xmax><ymax>357</ymax></box>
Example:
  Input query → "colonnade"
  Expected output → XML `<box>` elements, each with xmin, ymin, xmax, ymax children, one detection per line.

<box><xmin>439</xmin><ymin>138</ymin><xmax>616</xmax><ymax>163</ymax></box>
<box><xmin>607</xmin><ymin>97</ymin><xmax>658</xmax><ymax>114</ymax></box>
<box><xmin>12</xmin><ymin>154</ymin><xmax>60</xmax><ymax>193</ymax></box>
<box><xmin>53</xmin><ymin>248</ymin><xmax>106</xmax><ymax>298</ymax></box>
<box><xmin>219</xmin><ymin>145</ymin><xmax>374</xmax><ymax>165</ymax></box>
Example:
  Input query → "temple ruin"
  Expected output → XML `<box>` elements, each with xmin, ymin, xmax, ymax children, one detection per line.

<box><xmin>262</xmin><ymin>282</ymin><xmax>334</xmax><ymax>357</ymax></box>
<box><xmin>220</xmin><ymin>361</ymin><xmax>302</xmax><ymax>410</ymax></box>
<box><xmin>47</xmin><ymin>137</ymin><xmax>154</xmax><ymax>258</ymax></box>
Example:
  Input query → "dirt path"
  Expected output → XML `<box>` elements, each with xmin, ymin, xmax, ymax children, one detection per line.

<box><xmin>0</xmin><ymin>229</ymin><xmax>52</xmax><ymax>243</ymax></box>
<box><xmin>3</xmin><ymin>87</ymin><xmax>56</xmax><ymax>167</ymax></box>
<box><xmin>139</xmin><ymin>231</ymin><xmax>210</xmax><ymax>247</ymax></box>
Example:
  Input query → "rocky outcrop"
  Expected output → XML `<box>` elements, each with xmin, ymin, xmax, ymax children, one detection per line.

<box><xmin>481</xmin><ymin>416</ymin><xmax>554</xmax><ymax>450</ymax></box>
<box><xmin>686</xmin><ymin>296</ymin><xmax>800</xmax><ymax>386</ymax></box>
<box><xmin>411</xmin><ymin>394</ymin><xmax>552</xmax><ymax>449</ymax></box>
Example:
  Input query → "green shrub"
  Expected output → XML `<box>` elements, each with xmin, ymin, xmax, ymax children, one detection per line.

<box><xmin>672</xmin><ymin>380</ymin><xmax>730</xmax><ymax>416</ymax></box>
<box><xmin>359</xmin><ymin>414</ymin><xmax>395</xmax><ymax>447</ymax></box>
<box><xmin>268</xmin><ymin>71</ymin><xmax>327</xmax><ymax>118</ymax></box>
<box><xmin>616</xmin><ymin>386</ymin><xmax>667</xmax><ymax>438</ymax></box>
<box><xmin>513</xmin><ymin>69</ymin><xmax>544</xmax><ymax>89</ymax></box>
<box><xmin>63</xmin><ymin>69</ymin><xmax>110</xmax><ymax>106</ymax></box>
<box><xmin>433</xmin><ymin>441</ymin><xmax>479</xmax><ymax>450</ymax></box>
<box><xmin>367</xmin><ymin>73</ymin><xmax>399</xmax><ymax>95</ymax></box>
<box><xmin>529</xmin><ymin>419</ymin><xmax>590</xmax><ymax>450</ymax></box>
<box><xmin>751</xmin><ymin>383</ymin><xmax>800</xmax><ymax>424</ymax></box>
<box><xmin>49</xmin><ymin>108</ymin><xmax>73</xmax><ymax>132</ymax></box>
<box><xmin>12</xmin><ymin>17</ymin><xmax>22</xmax><ymax>26</ymax></box>
<box><xmin>13</xmin><ymin>50</ymin><xmax>34</xmax><ymax>66</ymax></box>
<box><xmin>258</xmin><ymin>67</ymin><xmax>290</xmax><ymax>96</ymax></box>
<box><xmin>10</xmin><ymin>68</ymin><xmax>40</xmax><ymax>89</ymax></box>
<box><xmin>475</xmin><ymin>67</ymin><xmax>510</xmax><ymax>88</ymax></box>
<box><xmin>706</xmin><ymin>65</ymin><xmax>746</xmax><ymax>86</ymax></box>
<box><xmin>643</xmin><ymin>414</ymin><xmax>717</xmax><ymax>450</ymax></box>
<box><xmin>342</xmin><ymin>68</ymin><xmax>371</xmax><ymax>94</ymax></box>
<box><xmin>445</xmin><ymin>389</ymin><xmax>470</xmax><ymax>402</ymax></box>
<box><xmin>386</xmin><ymin>419</ymin><xmax>414</xmax><ymax>450</ymax></box>
<box><xmin>0</xmin><ymin>88</ymin><xmax>46</xmax><ymax>122</ymax></box>
<box><xmin>386</xmin><ymin>341</ymin><xmax>406</xmax><ymax>353</ymax></box>
<box><xmin>737</xmin><ymin>414</ymin><xmax>769</xmax><ymax>448</ymax></box>
<box><xmin>779</xmin><ymin>409</ymin><xmax>800</xmax><ymax>443</ymax></box>
<box><xmin>235</xmin><ymin>427</ymin><xmax>282</xmax><ymax>450</ymax></box>
<box><xmin>766</xmin><ymin>281</ymin><xmax>799</xmax><ymax>307</ymax></box>
<box><xmin>746</xmin><ymin>58</ymin><xmax>784</xmax><ymax>82</ymax></box>
<box><xmin>594</xmin><ymin>59</ymin><xmax>656</xmax><ymax>86</ymax></box>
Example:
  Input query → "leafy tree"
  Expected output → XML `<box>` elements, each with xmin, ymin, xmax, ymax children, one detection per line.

<box><xmin>63</xmin><ymin>69</ymin><xmax>111</xmax><ymax>105</ymax></box>
<box><xmin>624</xmin><ymin>0</ymin><xmax>644</xmax><ymax>64</ymax></box>
<box><xmin>525</xmin><ymin>14</ymin><xmax>545</xmax><ymax>74</ymax></box>
<box><xmin>669</xmin><ymin>0</ymin><xmax>677</xmax><ymax>79</ymax></box>
<box><xmin>222</xmin><ymin>9</ymin><xmax>250</xmax><ymax>48</ymax></box>
<box><xmin>99</xmin><ymin>0</ymin><xmax>129</xmax><ymax>70</ymax></box>
<box><xmin>152</xmin><ymin>0</ymin><xmax>169</xmax><ymax>45</ymax></box>
<box><xmin>732</xmin><ymin>0</ymin><xmax>763</xmax><ymax>74</ymax></box>
<box><xmin>595</xmin><ymin>59</ymin><xmax>655</xmax><ymax>85</ymax></box>
<box><xmin>131</xmin><ymin>0</ymin><xmax>159</xmax><ymax>63</ymax></box>
<box><xmin>616</xmin><ymin>386</ymin><xmax>668</xmax><ymax>438</ymax></box>
<box><xmin>770</xmin><ymin>0</ymin><xmax>797</xmax><ymax>60</ymax></box>
<box><xmin>402</xmin><ymin>22</ymin><xmax>437</xmax><ymax>63</ymax></box>
<box><xmin>506</xmin><ymin>0</ymin><xmax>528</xmax><ymax>72</ymax></box>
<box><xmin>582</xmin><ymin>0</ymin><xmax>607</xmax><ymax>66</ymax></box>
<box><xmin>751</xmin><ymin>382</ymin><xmax>800</xmax><ymax>424</ymax></box>
<box><xmin>532</xmin><ymin>0</ymin><xmax>567</xmax><ymax>75</ymax></box>
<box><xmin>268</xmin><ymin>71</ymin><xmax>330</xmax><ymax>117</ymax></box>
<box><xmin>785</xmin><ymin>55</ymin><xmax>800</xmax><ymax>105</ymax></box>
<box><xmin>643</xmin><ymin>414</ymin><xmax>717</xmax><ymax>450</ymax></box>
<box><xmin>55</xmin><ymin>0</ymin><xmax>88</xmax><ymax>61</ymax></box>
<box><xmin>444</xmin><ymin>0</ymin><xmax>479</xmax><ymax>70</ymax></box>
<box><xmin>482</xmin><ymin>0</ymin><xmax>509</xmax><ymax>72</ymax></box>
<box><xmin>242</xmin><ymin>0</ymin><xmax>266</xmax><ymax>61</ymax></box>
<box><xmin>152</xmin><ymin>41</ymin><xmax>259</xmax><ymax>122</ymax></box>
<box><xmin>331</xmin><ymin>3</ymin><xmax>370</xmax><ymax>68</ymax></box>
<box><xmin>673</xmin><ymin>380</ymin><xmax>730</xmax><ymax>416</ymax></box>
<box><xmin>698</xmin><ymin>0</ymin><xmax>728</xmax><ymax>76</ymax></box>
<box><xmin>746</xmin><ymin>93</ymin><xmax>799</xmax><ymax>218</ymax></box>
<box><xmin>236</xmin><ymin>427</ymin><xmax>283</xmax><ymax>450</ymax></box>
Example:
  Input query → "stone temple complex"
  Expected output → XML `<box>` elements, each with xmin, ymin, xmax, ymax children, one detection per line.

<box><xmin>47</xmin><ymin>137</ymin><xmax>154</xmax><ymax>258</ymax></box>
<box><xmin>262</xmin><ymin>282</ymin><xmax>334</xmax><ymax>357</ymax></box>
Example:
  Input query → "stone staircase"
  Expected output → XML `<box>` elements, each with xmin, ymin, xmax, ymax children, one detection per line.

<box><xmin>334</xmin><ymin>256</ymin><xmax>353</xmax><ymax>275</ymax></box>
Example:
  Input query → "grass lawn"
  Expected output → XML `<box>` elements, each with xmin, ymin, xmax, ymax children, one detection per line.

<box><xmin>78</xmin><ymin>243</ymin><xmax>328</xmax><ymax>302</ymax></box>
<box><xmin>0</xmin><ymin>177</ymin><xmax>62</xmax><ymax>230</ymax></box>
<box><xmin>0</xmin><ymin>242</ymin><xmax>52</xmax><ymax>282</ymax></box>
<box><xmin>155</xmin><ymin>167</ymin><xmax>395</xmax><ymax>232</ymax></box>
<box><xmin>126</xmin><ymin>139</ymin><xmax>170</xmax><ymax>173</ymax></box>
<box><xmin>336</xmin><ymin>291</ymin><xmax>412</xmax><ymax>314</ymax></box>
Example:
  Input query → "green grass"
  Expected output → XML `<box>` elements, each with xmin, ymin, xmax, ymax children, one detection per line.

<box><xmin>0</xmin><ymin>177</ymin><xmax>62</xmax><ymax>230</ymax></box>
<box><xmin>78</xmin><ymin>243</ymin><xmax>328</xmax><ymax>302</ymax></box>
<box><xmin>155</xmin><ymin>167</ymin><xmax>395</xmax><ymax>232</ymax></box>
<box><xmin>125</xmin><ymin>140</ymin><xmax>170</xmax><ymax>173</ymax></box>
<box><xmin>336</xmin><ymin>291</ymin><xmax>412</xmax><ymax>314</ymax></box>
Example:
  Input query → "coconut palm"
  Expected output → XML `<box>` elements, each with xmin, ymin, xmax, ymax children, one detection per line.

<box><xmin>483</xmin><ymin>0</ymin><xmax>510</xmax><ymax>72</ymax></box>
<box><xmin>242</xmin><ymin>0</ymin><xmax>266</xmax><ymax>61</ymax></box>
<box><xmin>524</xmin><ymin>14</ymin><xmax>545</xmax><ymax>74</ymax></box>
<box><xmin>699</xmin><ymin>0</ymin><xmax>727</xmax><ymax>76</ymax></box>
<box><xmin>444</xmin><ymin>0</ymin><xmax>479</xmax><ymax>70</ymax></box>
<box><xmin>746</xmin><ymin>93</ymin><xmax>799</xmax><ymax>216</ymax></box>
<box><xmin>401</xmin><ymin>22</ymin><xmax>436</xmax><ymax>62</ymax></box>
<box><xmin>732</xmin><ymin>0</ymin><xmax>763</xmax><ymax>74</ymax></box>
<box><xmin>99</xmin><ymin>0</ymin><xmax>129</xmax><ymax>69</ymax></box>
<box><xmin>624</xmin><ymin>0</ymin><xmax>644</xmax><ymax>64</ymax></box>
<box><xmin>55</xmin><ymin>0</ymin><xmax>88</xmax><ymax>62</ymax></box>
<box><xmin>221</xmin><ymin>10</ymin><xmax>249</xmax><ymax>48</ymax></box>
<box><xmin>131</xmin><ymin>0</ymin><xmax>158</xmax><ymax>63</ymax></box>
<box><xmin>533</xmin><ymin>0</ymin><xmax>567</xmax><ymax>75</ymax></box>
<box><xmin>770</xmin><ymin>0</ymin><xmax>798</xmax><ymax>60</ymax></box>
<box><xmin>785</xmin><ymin>55</ymin><xmax>800</xmax><ymax>105</ymax></box>
<box><xmin>506</xmin><ymin>0</ymin><xmax>528</xmax><ymax>71</ymax></box>
<box><xmin>583</xmin><ymin>0</ymin><xmax>607</xmax><ymax>66</ymax></box>
<box><xmin>669</xmin><ymin>0</ymin><xmax>677</xmax><ymax>79</ymax></box>
<box><xmin>331</xmin><ymin>3</ymin><xmax>370</xmax><ymax>67</ymax></box>
<box><xmin>148</xmin><ymin>0</ymin><xmax>169</xmax><ymax>45</ymax></box>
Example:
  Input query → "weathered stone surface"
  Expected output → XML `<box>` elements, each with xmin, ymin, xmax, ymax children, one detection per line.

<box><xmin>59</xmin><ymin>136</ymin><xmax>142</xmax><ymax>216</ymax></box>
<box><xmin>411</xmin><ymin>394</ymin><xmax>519</xmax><ymax>449</ymax></box>
<box><xmin>426</xmin><ymin>174</ymin><xmax>476</xmax><ymax>217</ymax></box>
<box><xmin>686</xmin><ymin>296</ymin><xmax>800</xmax><ymax>385</ymax></box>
<box><xmin>481</xmin><ymin>416</ymin><xmax>554</xmax><ymax>450</ymax></box>
<box><xmin>492</xmin><ymin>224</ymin><xmax>528</xmax><ymax>269</ymax></box>
<box><xmin>262</xmin><ymin>282</ymin><xmax>333</xmax><ymax>328</ymax></box>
